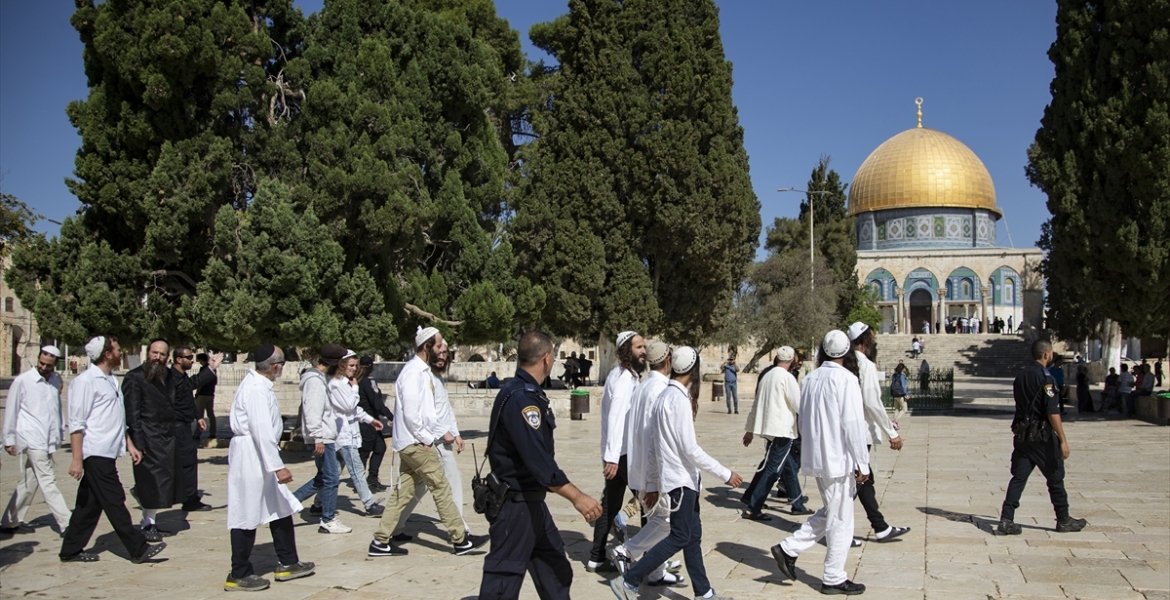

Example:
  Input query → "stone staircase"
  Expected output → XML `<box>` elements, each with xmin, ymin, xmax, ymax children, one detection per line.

<box><xmin>874</xmin><ymin>333</ymin><xmax>1033</xmax><ymax>377</ymax></box>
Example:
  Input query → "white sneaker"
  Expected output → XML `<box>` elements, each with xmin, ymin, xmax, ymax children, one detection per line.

<box><xmin>318</xmin><ymin>518</ymin><xmax>352</xmax><ymax>534</ymax></box>
<box><xmin>609</xmin><ymin>544</ymin><xmax>631</xmax><ymax>575</ymax></box>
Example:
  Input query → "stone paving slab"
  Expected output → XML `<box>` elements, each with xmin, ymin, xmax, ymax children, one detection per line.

<box><xmin>1</xmin><ymin>377</ymin><xmax>1168</xmax><ymax>599</ymax></box>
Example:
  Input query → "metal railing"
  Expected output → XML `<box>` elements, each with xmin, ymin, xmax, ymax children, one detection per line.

<box><xmin>881</xmin><ymin>367</ymin><xmax>955</xmax><ymax>413</ymax></box>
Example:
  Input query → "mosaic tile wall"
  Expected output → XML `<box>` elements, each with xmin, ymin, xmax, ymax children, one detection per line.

<box><xmin>856</xmin><ymin>207</ymin><xmax>997</xmax><ymax>251</ymax></box>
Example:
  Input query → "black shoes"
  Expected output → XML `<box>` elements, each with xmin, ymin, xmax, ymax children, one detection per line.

<box><xmin>875</xmin><ymin>526</ymin><xmax>910</xmax><ymax>542</ymax></box>
<box><xmin>453</xmin><ymin>533</ymin><xmax>488</xmax><ymax>555</ymax></box>
<box><xmin>790</xmin><ymin>506</ymin><xmax>815</xmax><ymax>516</ymax></box>
<box><xmin>770</xmin><ymin>544</ymin><xmax>798</xmax><ymax>580</ymax></box>
<box><xmin>309</xmin><ymin>504</ymin><xmax>323</xmax><ymax>516</ymax></box>
<box><xmin>131</xmin><ymin>541</ymin><xmax>166</xmax><ymax>564</ymax></box>
<box><xmin>367</xmin><ymin>539</ymin><xmax>408</xmax><ymax>557</ymax></box>
<box><xmin>997</xmin><ymin>519</ymin><xmax>1022</xmax><ymax>535</ymax></box>
<box><xmin>182</xmin><ymin>501</ymin><xmax>213</xmax><ymax>512</ymax></box>
<box><xmin>140</xmin><ymin>525</ymin><xmax>164</xmax><ymax>542</ymax></box>
<box><xmin>742</xmin><ymin>511</ymin><xmax>772</xmax><ymax>521</ymax></box>
<box><xmin>821</xmin><ymin>580</ymin><xmax>866</xmax><ymax>595</ymax></box>
<box><xmin>364</xmin><ymin>503</ymin><xmax>385</xmax><ymax>517</ymax></box>
<box><xmin>60</xmin><ymin>551</ymin><xmax>101</xmax><ymax>563</ymax></box>
<box><xmin>224</xmin><ymin>574</ymin><xmax>270</xmax><ymax>592</ymax></box>
<box><xmin>367</xmin><ymin>480</ymin><xmax>387</xmax><ymax>493</ymax></box>
<box><xmin>1055</xmin><ymin>517</ymin><xmax>1087</xmax><ymax>533</ymax></box>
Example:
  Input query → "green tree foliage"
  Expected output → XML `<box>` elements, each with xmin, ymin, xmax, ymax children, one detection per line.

<box><xmin>765</xmin><ymin>156</ymin><xmax>862</xmax><ymax>324</ymax></box>
<box><xmin>7</xmin><ymin>0</ymin><xmax>304</xmax><ymax>346</ymax></box>
<box><xmin>1026</xmin><ymin>0</ymin><xmax>1170</xmax><ymax>339</ymax></box>
<box><xmin>0</xmin><ymin>192</ymin><xmax>40</xmax><ymax>258</ymax></box>
<box><xmin>179</xmin><ymin>179</ymin><xmax>395</xmax><ymax>351</ymax></box>
<box><xmin>286</xmin><ymin>0</ymin><xmax>534</xmax><ymax>344</ymax></box>
<box><xmin>513</xmin><ymin>0</ymin><xmax>760</xmax><ymax>346</ymax></box>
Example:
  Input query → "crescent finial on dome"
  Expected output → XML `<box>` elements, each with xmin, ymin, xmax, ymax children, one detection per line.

<box><xmin>915</xmin><ymin>97</ymin><xmax>923</xmax><ymax>128</ymax></box>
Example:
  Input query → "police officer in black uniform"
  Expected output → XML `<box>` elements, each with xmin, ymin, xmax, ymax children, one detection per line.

<box><xmin>998</xmin><ymin>339</ymin><xmax>1087</xmax><ymax>535</ymax></box>
<box><xmin>478</xmin><ymin>331</ymin><xmax>602</xmax><ymax>600</ymax></box>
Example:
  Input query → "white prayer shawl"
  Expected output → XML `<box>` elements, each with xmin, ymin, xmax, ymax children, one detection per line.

<box><xmin>3</xmin><ymin>368</ymin><xmax>64</xmax><ymax>452</ymax></box>
<box><xmin>227</xmin><ymin>370</ymin><xmax>301</xmax><ymax>530</ymax></box>
<box><xmin>329</xmin><ymin>376</ymin><xmax>372</xmax><ymax>448</ymax></box>
<box><xmin>651</xmin><ymin>380</ymin><xmax>732</xmax><ymax>494</ymax></box>
<box><xmin>744</xmin><ymin>366</ymin><xmax>800</xmax><ymax>441</ymax></box>
<box><xmin>626</xmin><ymin>370</ymin><xmax>670</xmax><ymax>493</ymax></box>
<box><xmin>600</xmin><ymin>365</ymin><xmax>638</xmax><ymax>463</ymax></box>
<box><xmin>392</xmin><ymin>356</ymin><xmax>439</xmax><ymax>451</ymax></box>
<box><xmin>798</xmin><ymin>361</ymin><xmax>870</xmax><ymax>478</ymax></box>
<box><xmin>856</xmin><ymin>352</ymin><xmax>899</xmax><ymax>447</ymax></box>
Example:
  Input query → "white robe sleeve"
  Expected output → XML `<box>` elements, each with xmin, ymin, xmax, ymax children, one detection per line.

<box><xmin>250</xmin><ymin>395</ymin><xmax>286</xmax><ymax>473</ymax></box>
<box><xmin>672</xmin><ymin>399</ymin><xmax>732</xmax><ymax>483</ymax></box>
<box><xmin>842</xmin><ymin>379</ymin><xmax>871</xmax><ymax>476</ymax></box>
<box><xmin>602</xmin><ymin>374</ymin><xmax>634</xmax><ymax>463</ymax></box>
<box><xmin>2</xmin><ymin>377</ymin><xmax>24</xmax><ymax>447</ymax></box>
<box><xmin>860</xmin><ymin>363</ymin><xmax>899</xmax><ymax>444</ymax></box>
<box><xmin>68</xmin><ymin>376</ymin><xmax>96</xmax><ymax>435</ymax></box>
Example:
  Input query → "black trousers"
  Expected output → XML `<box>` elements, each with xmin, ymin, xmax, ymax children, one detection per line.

<box><xmin>230</xmin><ymin>515</ymin><xmax>298</xmax><ymax>578</ymax></box>
<box><xmin>175</xmin><ymin>422</ymin><xmax>199</xmax><ymax>504</ymax></box>
<box><xmin>479</xmin><ymin>500</ymin><xmax>572</xmax><ymax>600</ymax></box>
<box><xmin>589</xmin><ymin>455</ymin><xmax>630</xmax><ymax>562</ymax></box>
<box><xmin>1001</xmin><ymin>438</ymin><xmax>1069</xmax><ymax>522</ymax></box>
<box><xmin>857</xmin><ymin>445</ymin><xmax>889</xmax><ymax>532</ymax></box>
<box><xmin>358</xmin><ymin>423</ymin><xmax>386</xmax><ymax>482</ymax></box>
<box><xmin>60</xmin><ymin>456</ymin><xmax>148</xmax><ymax>559</ymax></box>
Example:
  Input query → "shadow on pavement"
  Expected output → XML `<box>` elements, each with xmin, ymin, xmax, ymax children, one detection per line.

<box><xmin>915</xmin><ymin>506</ymin><xmax>1041</xmax><ymax>535</ymax></box>
<box><xmin>0</xmin><ymin>540</ymin><xmax>39</xmax><ymax>569</ymax></box>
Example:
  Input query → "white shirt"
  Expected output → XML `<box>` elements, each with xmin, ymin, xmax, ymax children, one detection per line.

<box><xmin>601</xmin><ymin>365</ymin><xmax>638</xmax><ymax>463</ymax></box>
<box><xmin>3</xmin><ymin>368</ymin><xmax>64</xmax><ymax>452</ymax></box>
<box><xmin>857</xmin><ymin>352</ymin><xmax>899</xmax><ymax>446</ymax></box>
<box><xmin>227</xmin><ymin>370</ymin><xmax>301</xmax><ymax>530</ymax></box>
<box><xmin>744</xmin><ymin>366</ymin><xmax>800</xmax><ymax>441</ymax></box>
<box><xmin>651</xmin><ymin>380</ymin><xmax>732</xmax><ymax>494</ymax></box>
<box><xmin>432</xmin><ymin>371</ymin><xmax>459</xmax><ymax>440</ymax></box>
<box><xmin>329</xmin><ymin>376</ymin><xmax>373</xmax><ymax>448</ymax></box>
<box><xmin>67</xmin><ymin>364</ymin><xmax>126</xmax><ymax>460</ymax></box>
<box><xmin>1118</xmin><ymin>371</ymin><xmax>1134</xmax><ymax>394</ymax></box>
<box><xmin>626</xmin><ymin>370</ymin><xmax>670</xmax><ymax>493</ymax></box>
<box><xmin>392</xmin><ymin>356</ymin><xmax>439</xmax><ymax>451</ymax></box>
<box><xmin>798</xmin><ymin>361</ymin><xmax>870</xmax><ymax>478</ymax></box>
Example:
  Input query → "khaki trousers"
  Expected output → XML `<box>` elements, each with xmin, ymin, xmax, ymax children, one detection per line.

<box><xmin>393</xmin><ymin>441</ymin><xmax>468</xmax><ymax>535</ymax></box>
<box><xmin>374</xmin><ymin>443</ymin><xmax>464</xmax><ymax>545</ymax></box>
<box><xmin>2</xmin><ymin>449</ymin><xmax>73</xmax><ymax>529</ymax></box>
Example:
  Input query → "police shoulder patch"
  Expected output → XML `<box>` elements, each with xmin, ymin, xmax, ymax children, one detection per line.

<box><xmin>1044</xmin><ymin>383</ymin><xmax>1056</xmax><ymax>397</ymax></box>
<box><xmin>521</xmin><ymin>405</ymin><xmax>542</xmax><ymax>430</ymax></box>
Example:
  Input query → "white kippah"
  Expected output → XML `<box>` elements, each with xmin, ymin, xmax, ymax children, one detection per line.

<box><xmin>616</xmin><ymin>331</ymin><xmax>637</xmax><ymax>349</ymax></box>
<box><xmin>672</xmin><ymin>346</ymin><xmax>698</xmax><ymax>374</ymax></box>
<box><xmin>41</xmin><ymin>345</ymin><xmax>63</xmax><ymax>358</ymax></box>
<box><xmin>846</xmin><ymin>321</ymin><xmax>869</xmax><ymax>341</ymax></box>
<box><xmin>822</xmin><ymin>330</ymin><xmax>851</xmax><ymax>359</ymax></box>
<box><xmin>343</xmin><ymin>348</ymin><xmax>357</xmax><ymax>359</ymax></box>
<box><xmin>415</xmin><ymin>326</ymin><xmax>440</xmax><ymax>348</ymax></box>
<box><xmin>776</xmin><ymin>346</ymin><xmax>795</xmax><ymax>362</ymax></box>
<box><xmin>85</xmin><ymin>336</ymin><xmax>106</xmax><ymax>361</ymax></box>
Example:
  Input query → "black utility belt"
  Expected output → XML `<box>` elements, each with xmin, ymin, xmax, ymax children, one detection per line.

<box><xmin>505</xmin><ymin>490</ymin><xmax>547</xmax><ymax>502</ymax></box>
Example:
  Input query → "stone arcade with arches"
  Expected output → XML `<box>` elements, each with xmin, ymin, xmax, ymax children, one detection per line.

<box><xmin>851</xmin><ymin>100</ymin><xmax>1043</xmax><ymax>335</ymax></box>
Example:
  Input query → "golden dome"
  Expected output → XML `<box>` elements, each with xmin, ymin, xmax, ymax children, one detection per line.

<box><xmin>848</xmin><ymin>126</ymin><xmax>999</xmax><ymax>217</ymax></box>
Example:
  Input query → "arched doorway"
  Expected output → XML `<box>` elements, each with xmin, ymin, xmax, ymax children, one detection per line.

<box><xmin>909</xmin><ymin>289</ymin><xmax>933</xmax><ymax>334</ymax></box>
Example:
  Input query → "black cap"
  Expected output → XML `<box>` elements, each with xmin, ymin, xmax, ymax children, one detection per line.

<box><xmin>254</xmin><ymin>344</ymin><xmax>277</xmax><ymax>363</ymax></box>
<box><xmin>359</xmin><ymin>355</ymin><xmax>374</xmax><ymax>366</ymax></box>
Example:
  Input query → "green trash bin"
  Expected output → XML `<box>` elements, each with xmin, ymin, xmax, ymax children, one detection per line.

<box><xmin>1156</xmin><ymin>392</ymin><xmax>1170</xmax><ymax>421</ymax></box>
<box><xmin>571</xmin><ymin>389</ymin><xmax>590</xmax><ymax>420</ymax></box>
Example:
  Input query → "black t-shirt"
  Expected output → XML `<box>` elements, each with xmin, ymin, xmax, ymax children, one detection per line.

<box><xmin>487</xmin><ymin>369</ymin><xmax>570</xmax><ymax>492</ymax></box>
<box><xmin>1013</xmin><ymin>362</ymin><xmax>1058</xmax><ymax>421</ymax></box>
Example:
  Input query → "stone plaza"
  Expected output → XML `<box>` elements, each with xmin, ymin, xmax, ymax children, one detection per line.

<box><xmin>1</xmin><ymin>374</ymin><xmax>1167</xmax><ymax>600</ymax></box>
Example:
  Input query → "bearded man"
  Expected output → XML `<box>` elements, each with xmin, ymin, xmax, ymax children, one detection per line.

<box><xmin>368</xmin><ymin>327</ymin><xmax>486</xmax><ymax>557</ymax></box>
<box><xmin>123</xmin><ymin>339</ymin><xmax>182</xmax><ymax>540</ymax></box>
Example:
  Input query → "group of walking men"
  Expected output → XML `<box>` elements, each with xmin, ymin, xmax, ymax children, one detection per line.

<box><xmin>2</xmin><ymin>336</ymin><xmax>225</xmax><ymax>567</ymax></box>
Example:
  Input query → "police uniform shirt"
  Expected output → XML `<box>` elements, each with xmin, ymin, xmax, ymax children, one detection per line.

<box><xmin>1013</xmin><ymin>362</ymin><xmax>1059</xmax><ymax>423</ymax></box>
<box><xmin>487</xmin><ymin>369</ymin><xmax>569</xmax><ymax>492</ymax></box>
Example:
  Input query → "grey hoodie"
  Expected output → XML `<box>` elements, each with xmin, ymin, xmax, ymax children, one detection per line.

<box><xmin>299</xmin><ymin>368</ymin><xmax>337</xmax><ymax>443</ymax></box>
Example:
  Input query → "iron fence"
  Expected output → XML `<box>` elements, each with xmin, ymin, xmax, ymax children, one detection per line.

<box><xmin>881</xmin><ymin>367</ymin><xmax>954</xmax><ymax>413</ymax></box>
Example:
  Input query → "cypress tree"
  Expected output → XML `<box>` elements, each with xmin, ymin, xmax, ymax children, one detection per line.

<box><xmin>513</xmin><ymin>0</ymin><xmax>759</xmax><ymax>347</ymax></box>
<box><xmin>1026</xmin><ymin>0</ymin><xmax>1170</xmax><ymax>343</ymax></box>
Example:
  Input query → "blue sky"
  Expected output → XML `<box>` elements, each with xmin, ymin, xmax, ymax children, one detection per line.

<box><xmin>1</xmin><ymin>0</ymin><xmax>1056</xmax><ymax>253</ymax></box>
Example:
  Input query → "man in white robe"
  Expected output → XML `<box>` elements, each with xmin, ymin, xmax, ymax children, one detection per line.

<box><xmin>225</xmin><ymin>345</ymin><xmax>315</xmax><ymax>592</ymax></box>
<box><xmin>771</xmin><ymin>330</ymin><xmax>869</xmax><ymax>596</ymax></box>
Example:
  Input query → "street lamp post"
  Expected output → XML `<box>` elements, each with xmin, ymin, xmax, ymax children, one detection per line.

<box><xmin>777</xmin><ymin>188</ymin><xmax>835</xmax><ymax>290</ymax></box>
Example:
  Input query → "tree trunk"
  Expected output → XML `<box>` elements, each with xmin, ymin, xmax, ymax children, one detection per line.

<box><xmin>1102</xmin><ymin>318</ymin><xmax>1122</xmax><ymax>375</ymax></box>
<box><xmin>745</xmin><ymin>340</ymin><xmax>776</xmax><ymax>373</ymax></box>
<box><xmin>597</xmin><ymin>334</ymin><xmax>616</xmax><ymax>385</ymax></box>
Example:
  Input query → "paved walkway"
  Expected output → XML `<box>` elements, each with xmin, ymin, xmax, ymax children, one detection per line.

<box><xmin>1</xmin><ymin>376</ymin><xmax>1167</xmax><ymax>599</ymax></box>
